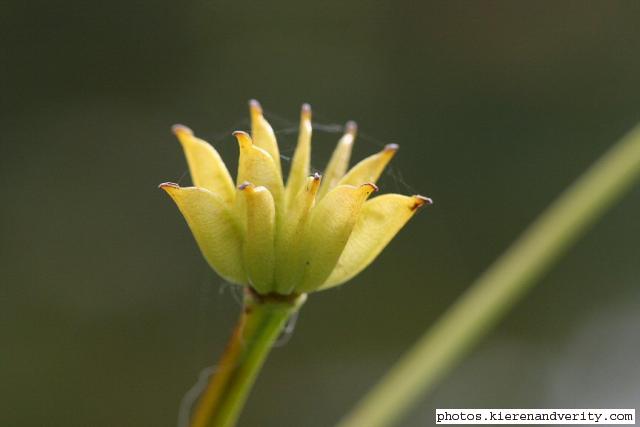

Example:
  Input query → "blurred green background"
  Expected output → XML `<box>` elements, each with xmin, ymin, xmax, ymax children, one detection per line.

<box><xmin>2</xmin><ymin>1</ymin><xmax>640</xmax><ymax>426</ymax></box>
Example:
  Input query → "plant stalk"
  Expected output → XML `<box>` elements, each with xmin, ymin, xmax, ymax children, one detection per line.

<box><xmin>338</xmin><ymin>124</ymin><xmax>640</xmax><ymax>427</ymax></box>
<box><xmin>189</xmin><ymin>288</ymin><xmax>306</xmax><ymax>427</ymax></box>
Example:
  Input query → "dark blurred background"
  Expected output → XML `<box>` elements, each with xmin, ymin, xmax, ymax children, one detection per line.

<box><xmin>2</xmin><ymin>1</ymin><xmax>639</xmax><ymax>426</ymax></box>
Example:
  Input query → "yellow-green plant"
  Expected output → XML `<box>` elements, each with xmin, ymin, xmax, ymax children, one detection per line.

<box><xmin>160</xmin><ymin>100</ymin><xmax>431</xmax><ymax>427</ymax></box>
<box><xmin>161</xmin><ymin>100</ymin><xmax>640</xmax><ymax>427</ymax></box>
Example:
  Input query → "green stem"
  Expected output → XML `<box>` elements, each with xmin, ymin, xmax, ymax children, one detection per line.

<box><xmin>190</xmin><ymin>288</ymin><xmax>306</xmax><ymax>427</ymax></box>
<box><xmin>338</xmin><ymin>124</ymin><xmax>640</xmax><ymax>427</ymax></box>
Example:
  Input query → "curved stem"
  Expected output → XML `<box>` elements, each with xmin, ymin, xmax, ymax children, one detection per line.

<box><xmin>338</xmin><ymin>124</ymin><xmax>640</xmax><ymax>427</ymax></box>
<box><xmin>190</xmin><ymin>288</ymin><xmax>306</xmax><ymax>427</ymax></box>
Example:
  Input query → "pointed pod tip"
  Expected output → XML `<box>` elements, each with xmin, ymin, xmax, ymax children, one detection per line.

<box><xmin>345</xmin><ymin>121</ymin><xmax>358</xmax><ymax>136</ymax></box>
<box><xmin>171</xmin><ymin>124</ymin><xmax>193</xmax><ymax>136</ymax></box>
<box><xmin>238</xmin><ymin>181</ymin><xmax>253</xmax><ymax>191</ymax></box>
<box><xmin>301</xmin><ymin>103</ymin><xmax>312</xmax><ymax>119</ymax></box>
<box><xmin>361</xmin><ymin>182</ymin><xmax>379</xmax><ymax>193</ymax></box>
<box><xmin>307</xmin><ymin>173</ymin><xmax>322</xmax><ymax>192</ymax></box>
<box><xmin>239</xmin><ymin>182</ymin><xmax>269</xmax><ymax>196</ymax></box>
<box><xmin>384</xmin><ymin>143</ymin><xmax>399</xmax><ymax>153</ymax></box>
<box><xmin>159</xmin><ymin>182</ymin><xmax>180</xmax><ymax>192</ymax></box>
<box><xmin>233</xmin><ymin>130</ymin><xmax>252</xmax><ymax>147</ymax></box>
<box><xmin>411</xmin><ymin>195</ymin><xmax>434</xmax><ymax>211</ymax></box>
<box><xmin>249</xmin><ymin>99</ymin><xmax>263</xmax><ymax>116</ymax></box>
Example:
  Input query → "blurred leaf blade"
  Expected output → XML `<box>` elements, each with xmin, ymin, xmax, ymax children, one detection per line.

<box><xmin>338</xmin><ymin>124</ymin><xmax>640</xmax><ymax>427</ymax></box>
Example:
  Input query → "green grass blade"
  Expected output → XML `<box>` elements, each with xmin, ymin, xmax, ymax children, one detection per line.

<box><xmin>338</xmin><ymin>124</ymin><xmax>640</xmax><ymax>427</ymax></box>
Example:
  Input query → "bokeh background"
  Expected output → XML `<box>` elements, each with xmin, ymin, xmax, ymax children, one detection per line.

<box><xmin>2</xmin><ymin>1</ymin><xmax>640</xmax><ymax>426</ymax></box>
